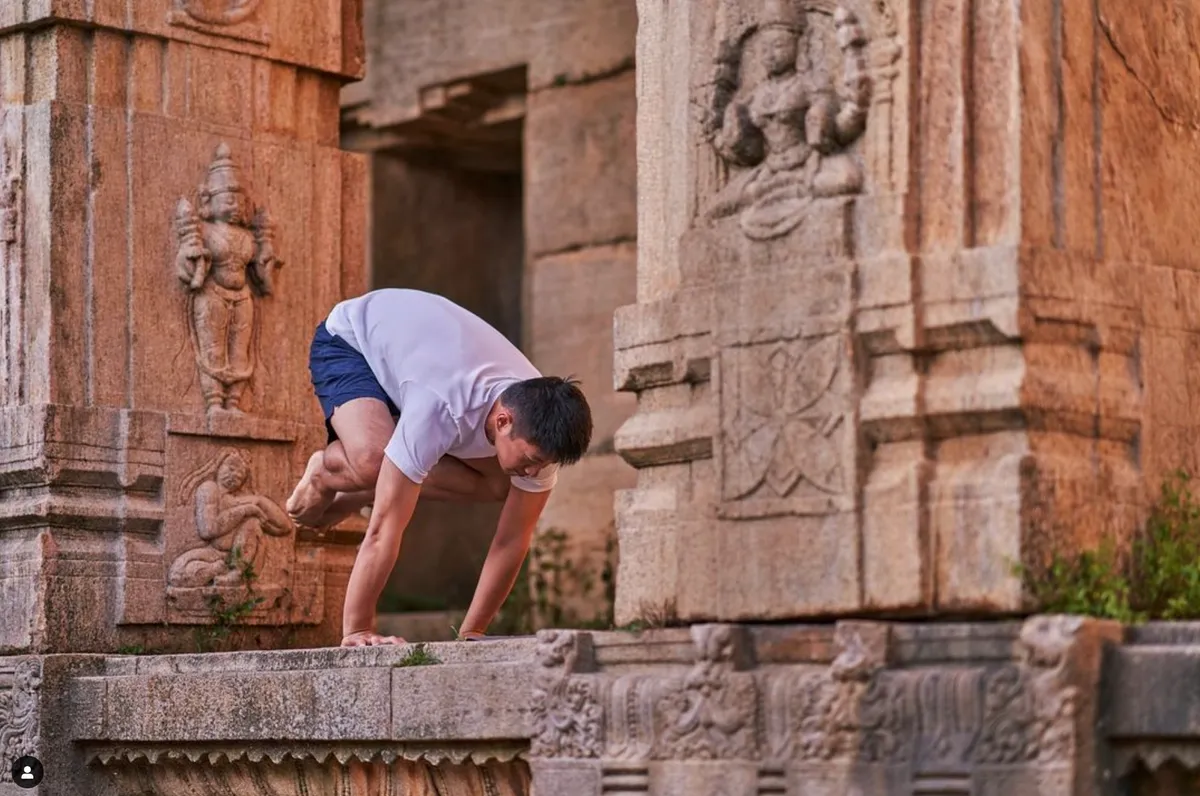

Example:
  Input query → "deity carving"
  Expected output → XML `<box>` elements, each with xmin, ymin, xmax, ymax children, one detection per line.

<box><xmin>167</xmin><ymin>449</ymin><xmax>292</xmax><ymax>592</ymax></box>
<box><xmin>703</xmin><ymin>0</ymin><xmax>871</xmax><ymax>240</ymax></box>
<box><xmin>173</xmin><ymin>144</ymin><xmax>281</xmax><ymax>414</ymax></box>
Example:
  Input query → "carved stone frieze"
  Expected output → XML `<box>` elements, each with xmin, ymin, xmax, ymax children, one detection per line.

<box><xmin>531</xmin><ymin>620</ymin><xmax>1085</xmax><ymax>791</ymax></box>
<box><xmin>173</xmin><ymin>143</ymin><xmax>282</xmax><ymax>415</ymax></box>
<box><xmin>700</xmin><ymin>0</ymin><xmax>873</xmax><ymax>240</ymax></box>
<box><xmin>530</xmin><ymin>630</ymin><xmax>604</xmax><ymax>759</ymax></box>
<box><xmin>167</xmin><ymin>0</ymin><xmax>270</xmax><ymax>45</ymax></box>
<box><xmin>653</xmin><ymin>625</ymin><xmax>758</xmax><ymax>760</ymax></box>
<box><xmin>0</xmin><ymin>659</ymin><xmax>41</xmax><ymax>783</ymax></box>
<box><xmin>95</xmin><ymin>752</ymin><xmax>530</xmax><ymax>796</ymax></box>
<box><xmin>719</xmin><ymin>333</ymin><xmax>852</xmax><ymax>515</ymax></box>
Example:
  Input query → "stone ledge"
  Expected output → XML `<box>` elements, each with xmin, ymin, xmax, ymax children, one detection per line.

<box><xmin>69</xmin><ymin>640</ymin><xmax>538</xmax><ymax>745</ymax></box>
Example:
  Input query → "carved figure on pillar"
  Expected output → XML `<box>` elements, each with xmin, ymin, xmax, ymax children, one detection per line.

<box><xmin>173</xmin><ymin>143</ymin><xmax>282</xmax><ymax>414</ymax></box>
<box><xmin>0</xmin><ymin>137</ymin><xmax>19</xmax><ymax>245</ymax></box>
<box><xmin>167</xmin><ymin>449</ymin><xmax>293</xmax><ymax>590</ymax></box>
<box><xmin>704</xmin><ymin>0</ymin><xmax>871</xmax><ymax>240</ymax></box>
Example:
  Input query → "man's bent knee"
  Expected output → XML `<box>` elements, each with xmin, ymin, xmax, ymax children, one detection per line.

<box><xmin>343</xmin><ymin>447</ymin><xmax>384</xmax><ymax>491</ymax></box>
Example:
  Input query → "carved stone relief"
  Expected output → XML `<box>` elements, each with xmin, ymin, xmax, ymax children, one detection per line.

<box><xmin>0</xmin><ymin>135</ymin><xmax>19</xmax><ymax>246</ymax></box>
<box><xmin>530</xmin><ymin>621</ymin><xmax>1084</xmax><ymax>794</ymax></box>
<box><xmin>165</xmin><ymin>448</ymin><xmax>299</xmax><ymax>624</ymax></box>
<box><xmin>719</xmin><ymin>333</ymin><xmax>853</xmax><ymax>515</ymax></box>
<box><xmin>531</xmin><ymin>630</ymin><xmax>604</xmax><ymax>759</ymax></box>
<box><xmin>1</xmin><ymin>127</ymin><xmax>23</xmax><ymax>407</ymax></box>
<box><xmin>167</xmin><ymin>0</ymin><xmax>270</xmax><ymax>45</ymax></box>
<box><xmin>700</xmin><ymin>0</ymin><xmax>873</xmax><ymax>240</ymax></box>
<box><xmin>0</xmin><ymin>660</ymin><xmax>41</xmax><ymax>783</ymax></box>
<box><xmin>653</xmin><ymin>625</ymin><xmax>758</xmax><ymax>760</ymax></box>
<box><xmin>173</xmin><ymin>143</ymin><xmax>282</xmax><ymax>415</ymax></box>
<box><xmin>96</xmin><ymin>752</ymin><xmax>530</xmax><ymax>796</ymax></box>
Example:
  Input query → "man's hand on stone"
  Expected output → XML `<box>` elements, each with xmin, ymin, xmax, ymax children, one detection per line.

<box><xmin>340</xmin><ymin>631</ymin><xmax>406</xmax><ymax>647</ymax></box>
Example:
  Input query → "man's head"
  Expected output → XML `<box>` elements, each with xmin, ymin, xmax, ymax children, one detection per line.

<box><xmin>491</xmin><ymin>376</ymin><xmax>593</xmax><ymax>479</ymax></box>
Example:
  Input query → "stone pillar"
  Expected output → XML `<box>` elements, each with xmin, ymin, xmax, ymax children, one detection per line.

<box><xmin>523</xmin><ymin>34</ymin><xmax>639</xmax><ymax>626</ymax></box>
<box><xmin>0</xmin><ymin>0</ymin><xmax>367</xmax><ymax>654</ymax></box>
<box><xmin>614</xmin><ymin>0</ymin><xmax>1172</xmax><ymax>622</ymax></box>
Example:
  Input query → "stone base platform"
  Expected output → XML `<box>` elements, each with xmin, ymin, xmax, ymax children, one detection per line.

<box><xmin>4</xmin><ymin>617</ymin><xmax>1200</xmax><ymax>795</ymax></box>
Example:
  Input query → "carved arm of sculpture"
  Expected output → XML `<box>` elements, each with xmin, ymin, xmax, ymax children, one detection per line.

<box><xmin>195</xmin><ymin>482</ymin><xmax>262</xmax><ymax>543</ymax></box>
<box><xmin>249</xmin><ymin>494</ymin><xmax>294</xmax><ymax>537</ymax></box>
<box><xmin>832</xmin><ymin>8</ymin><xmax>871</xmax><ymax>145</ymax></box>
<box><xmin>250</xmin><ymin>205</ymin><xmax>281</xmax><ymax>297</ymax></box>
<box><xmin>173</xmin><ymin>198</ymin><xmax>210</xmax><ymax>291</ymax></box>
<box><xmin>714</xmin><ymin>97</ymin><xmax>766</xmax><ymax>167</ymax></box>
<box><xmin>706</xmin><ymin>35</ymin><xmax>766</xmax><ymax>168</ymax></box>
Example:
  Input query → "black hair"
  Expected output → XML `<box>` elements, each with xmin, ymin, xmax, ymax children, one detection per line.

<box><xmin>500</xmin><ymin>376</ymin><xmax>593</xmax><ymax>465</ymax></box>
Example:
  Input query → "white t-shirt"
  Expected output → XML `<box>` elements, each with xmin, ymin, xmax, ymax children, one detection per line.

<box><xmin>323</xmin><ymin>289</ymin><xmax>558</xmax><ymax>493</ymax></box>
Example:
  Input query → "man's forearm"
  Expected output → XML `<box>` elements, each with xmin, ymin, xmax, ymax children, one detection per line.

<box><xmin>460</xmin><ymin>487</ymin><xmax>550</xmax><ymax>635</ymax></box>
<box><xmin>342</xmin><ymin>458</ymin><xmax>421</xmax><ymax>637</ymax></box>
<box><xmin>342</xmin><ymin>530</ymin><xmax>403</xmax><ymax>635</ymax></box>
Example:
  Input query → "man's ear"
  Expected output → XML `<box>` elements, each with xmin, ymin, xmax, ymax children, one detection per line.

<box><xmin>494</xmin><ymin>407</ymin><xmax>514</xmax><ymax>435</ymax></box>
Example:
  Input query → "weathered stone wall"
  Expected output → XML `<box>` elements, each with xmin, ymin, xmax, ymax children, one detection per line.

<box><xmin>0</xmin><ymin>617</ymin><xmax>1135</xmax><ymax>796</ymax></box>
<box><xmin>0</xmin><ymin>0</ymin><xmax>368</xmax><ymax>654</ymax></box>
<box><xmin>343</xmin><ymin>0</ymin><xmax>639</xmax><ymax>624</ymax></box>
<box><xmin>613</xmin><ymin>0</ymin><xmax>1197</xmax><ymax>624</ymax></box>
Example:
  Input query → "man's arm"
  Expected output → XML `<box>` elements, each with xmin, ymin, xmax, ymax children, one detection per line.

<box><xmin>458</xmin><ymin>485</ymin><xmax>552</xmax><ymax>637</ymax></box>
<box><xmin>341</xmin><ymin>456</ymin><xmax>422</xmax><ymax>646</ymax></box>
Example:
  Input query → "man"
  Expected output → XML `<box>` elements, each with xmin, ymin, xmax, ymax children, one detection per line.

<box><xmin>286</xmin><ymin>288</ymin><xmax>593</xmax><ymax>647</ymax></box>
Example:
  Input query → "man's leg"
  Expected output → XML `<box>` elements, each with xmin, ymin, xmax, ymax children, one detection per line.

<box><xmin>421</xmin><ymin>455</ymin><xmax>511</xmax><ymax>504</ymax></box>
<box><xmin>287</xmin><ymin>397</ymin><xmax>395</xmax><ymax>525</ymax></box>
<box><xmin>304</xmin><ymin>488</ymin><xmax>374</xmax><ymax>528</ymax></box>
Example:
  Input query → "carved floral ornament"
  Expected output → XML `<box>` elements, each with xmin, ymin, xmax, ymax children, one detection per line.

<box><xmin>0</xmin><ymin>660</ymin><xmax>41</xmax><ymax>783</ymax></box>
<box><xmin>722</xmin><ymin>334</ymin><xmax>849</xmax><ymax>505</ymax></box>
<box><xmin>530</xmin><ymin>621</ymin><xmax>1082</xmax><ymax>770</ymax></box>
<box><xmin>701</xmin><ymin>0</ymin><xmax>900</xmax><ymax>240</ymax></box>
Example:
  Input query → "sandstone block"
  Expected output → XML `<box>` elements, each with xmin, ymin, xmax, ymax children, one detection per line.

<box><xmin>527</xmin><ymin>242</ymin><xmax>638</xmax><ymax>446</ymax></box>
<box><xmin>525</xmin><ymin>72</ymin><xmax>637</xmax><ymax>256</ymax></box>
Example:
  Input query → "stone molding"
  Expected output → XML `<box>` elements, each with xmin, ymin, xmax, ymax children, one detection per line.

<box><xmin>530</xmin><ymin>617</ymin><xmax>1114</xmax><ymax>795</ymax></box>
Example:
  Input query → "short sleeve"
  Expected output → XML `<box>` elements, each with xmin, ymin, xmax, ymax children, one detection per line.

<box><xmin>511</xmin><ymin>462</ymin><xmax>558</xmax><ymax>494</ymax></box>
<box><xmin>383</xmin><ymin>390</ymin><xmax>456</xmax><ymax>484</ymax></box>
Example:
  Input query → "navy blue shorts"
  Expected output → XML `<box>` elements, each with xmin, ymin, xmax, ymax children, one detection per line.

<box><xmin>308</xmin><ymin>321</ymin><xmax>398</xmax><ymax>443</ymax></box>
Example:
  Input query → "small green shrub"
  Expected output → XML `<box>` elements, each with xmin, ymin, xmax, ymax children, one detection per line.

<box><xmin>1019</xmin><ymin>470</ymin><xmax>1200</xmax><ymax>622</ymax></box>
<box><xmin>396</xmin><ymin>643</ymin><xmax>440</xmax><ymax>667</ymax></box>
<box><xmin>489</xmin><ymin>524</ymin><xmax>618</xmax><ymax>635</ymax></box>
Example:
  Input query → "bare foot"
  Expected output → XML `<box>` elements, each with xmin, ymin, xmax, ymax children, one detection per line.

<box><xmin>287</xmin><ymin>451</ymin><xmax>334</xmax><ymax>526</ymax></box>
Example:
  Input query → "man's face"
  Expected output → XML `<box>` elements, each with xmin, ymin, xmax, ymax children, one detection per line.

<box><xmin>494</xmin><ymin>412</ymin><xmax>552</xmax><ymax>479</ymax></box>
